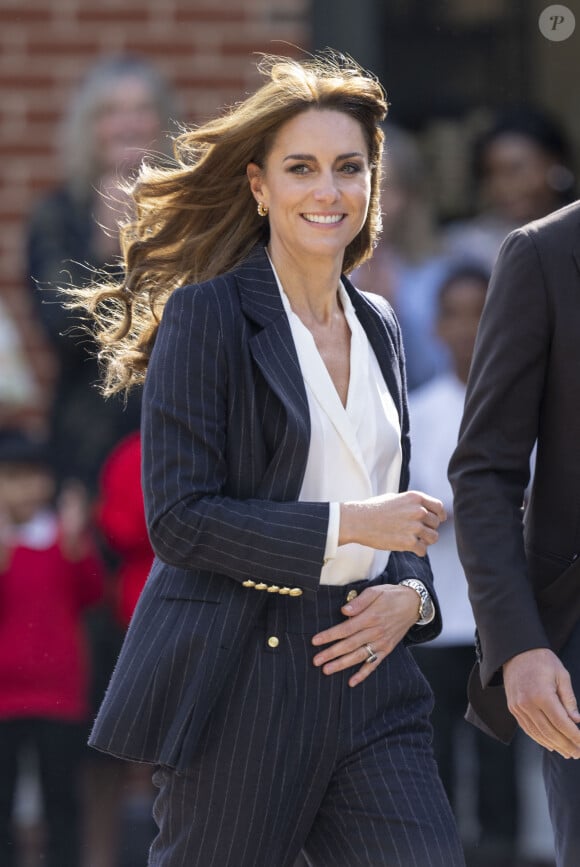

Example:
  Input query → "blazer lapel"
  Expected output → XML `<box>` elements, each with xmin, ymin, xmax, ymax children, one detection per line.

<box><xmin>573</xmin><ymin>244</ymin><xmax>580</xmax><ymax>279</ymax></box>
<box><xmin>236</xmin><ymin>246</ymin><xmax>311</xmax><ymax>498</ymax></box>
<box><xmin>235</xmin><ymin>248</ymin><xmax>405</xmax><ymax>497</ymax></box>
<box><xmin>238</xmin><ymin>251</ymin><xmax>402</xmax><ymax>422</ymax></box>
<box><xmin>343</xmin><ymin>277</ymin><xmax>404</xmax><ymax>423</ymax></box>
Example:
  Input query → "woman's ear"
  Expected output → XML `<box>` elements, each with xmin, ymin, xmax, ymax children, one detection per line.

<box><xmin>246</xmin><ymin>162</ymin><xmax>263</xmax><ymax>202</ymax></box>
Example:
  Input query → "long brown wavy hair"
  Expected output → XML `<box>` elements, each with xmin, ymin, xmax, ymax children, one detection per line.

<box><xmin>69</xmin><ymin>50</ymin><xmax>388</xmax><ymax>395</ymax></box>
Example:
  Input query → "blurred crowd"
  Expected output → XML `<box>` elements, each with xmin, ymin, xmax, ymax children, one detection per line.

<box><xmin>0</xmin><ymin>50</ymin><xmax>576</xmax><ymax>867</ymax></box>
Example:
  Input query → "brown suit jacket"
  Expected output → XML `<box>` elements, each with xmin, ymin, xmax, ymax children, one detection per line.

<box><xmin>449</xmin><ymin>200</ymin><xmax>580</xmax><ymax>742</ymax></box>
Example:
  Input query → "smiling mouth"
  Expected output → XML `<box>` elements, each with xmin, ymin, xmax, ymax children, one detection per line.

<box><xmin>302</xmin><ymin>213</ymin><xmax>345</xmax><ymax>224</ymax></box>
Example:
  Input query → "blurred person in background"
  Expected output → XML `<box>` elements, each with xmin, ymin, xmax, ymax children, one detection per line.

<box><xmin>96</xmin><ymin>430</ymin><xmax>153</xmax><ymax>633</ymax></box>
<box><xmin>409</xmin><ymin>263</ymin><xmax>521</xmax><ymax>867</ymax></box>
<box><xmin>353</xmin><ymin>123</ymin><xmax>451</xmax><ymax>392</ymax></box>
<box><xmin>444</xmin><ymin>106</ymin><xmax>576</xmax><ymax>271</ymax></box>
<box><xmin>24</xmin><ymin>53</ymin><xmax>177</xmax><ymax>867</ymax></box>
<box><xmin>444</xmin><ymin>104</ymin><xmax>576</xmax><ymax>867</ymax></box>
<box><xmin>0</xmin><ymin>297</ymin><xmax>41</xmax><ymax>430</ymax></box>
<box><xmin>92</xmin><ymin>429</ymin><xmax>156</xmax><ymax>867</ymax></box>
<box><xmin>26</xmin><ymin>53</ymin><xmax>177</xmax><ymax>495</ymax></box>
<box><xmin>0</xmin><ymin>429</ymin><xmax>104</xmax><ymax>867</ymax></box>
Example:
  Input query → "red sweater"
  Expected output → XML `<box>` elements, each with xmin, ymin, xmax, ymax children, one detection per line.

<box><xmin>96</xmin><ymin>431</ymin><xmax>154</xmax><ymax>627</ymax></box>
<box><xmin>0</xmin><ymin>524</ymin><xmax>104</xmax><ymax>721</ymax></box>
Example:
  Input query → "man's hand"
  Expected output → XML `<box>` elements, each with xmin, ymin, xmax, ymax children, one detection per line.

<box><xmin>503</xmin><ymin>647</ymin><xmax>580</xmax><ymax>758</ymax></box>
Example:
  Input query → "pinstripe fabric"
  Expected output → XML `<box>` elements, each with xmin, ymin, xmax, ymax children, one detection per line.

<box><xmin>89</xmin><ymin>244</ymin><xmax>443</xmax><ymax>779</ymax></box>
<box><xmin>149</xmin><ymin>581</ymin><xmax>463</xmax><ymax>867</ymax></box>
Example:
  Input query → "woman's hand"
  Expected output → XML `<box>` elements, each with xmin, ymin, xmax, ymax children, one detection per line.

<box><xmin>339</xmin><ymin>490</ymin><xmax>446</xmax><ymax>557</ymax></box>
<box><xmin>311</xmin><ymin>583</ymin><xmax>421</xmax><ymax>687</ymax></box>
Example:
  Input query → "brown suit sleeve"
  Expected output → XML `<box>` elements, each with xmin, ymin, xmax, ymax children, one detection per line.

<box><xmin>448</xmin><ymin>227</ymin><xmax>551</xmax><ymax>688</ymax></box>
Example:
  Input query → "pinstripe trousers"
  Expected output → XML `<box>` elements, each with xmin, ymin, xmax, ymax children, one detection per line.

<box><xmin>148</xmin><ymin>579</ymin><xmax>465</xmax><ymax>867</ymax></box>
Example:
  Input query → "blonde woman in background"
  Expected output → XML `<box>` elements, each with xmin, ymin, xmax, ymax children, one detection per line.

<box><xmin>353</xmin><ymin>123</ymin><xmax>451</xmax><ymax>392</ymax></box>
<box><xmin>26</xmin><ymin>54</ymin><xmax>177</xmax><ymax>493</ymax></box>
<box><xmin>25</xmin><ymin>54</ymin><xmax>177</xmax><ymax>867</ymax></box>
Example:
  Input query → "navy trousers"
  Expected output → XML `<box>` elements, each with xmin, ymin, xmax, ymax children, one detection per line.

<box><xmin>0</xmin><ymin>718</ymin><xmax>85</xmax><ymax>867</ymax></box>
<box><xmin>543</xmin><ymin>617</ymin><xmax>580</xmax><ymax>867</ymax></box>
<box><xmin>149</xmin><ymin>579</ymin><xmax>465</xmax><ymax>867</ymax></box>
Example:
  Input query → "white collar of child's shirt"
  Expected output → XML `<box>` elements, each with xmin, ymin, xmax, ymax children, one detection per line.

<box><xmin>13</xmin><ymin>509</ymin><xmax>59</xmax><ymax>549</ymax></box>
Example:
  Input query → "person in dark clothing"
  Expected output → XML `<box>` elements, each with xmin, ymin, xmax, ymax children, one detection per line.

<box><xmin>26</xmin><ymin>54</ymin><xmax>177</xmax><ymax>493</ymax></box>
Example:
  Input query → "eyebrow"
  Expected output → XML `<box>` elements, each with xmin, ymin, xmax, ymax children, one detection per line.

<box><xmin>282</xmin><ymin>151</ymin><xmax>365</xmax><ymax>162</ymax></box>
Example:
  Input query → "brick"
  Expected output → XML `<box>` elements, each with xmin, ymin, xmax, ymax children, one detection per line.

<box><xmin>172</xmin><ymin>8</ymin><xmax>249</xmax><ymax>24</ymax></box>
<box><xmin>75</xmin><ymin>7</ymin><xmax>151</xmax><ymax>24</ymax></box>
<box><xmin>26</xmin><ymin>38</ymin><xmax>102</xmax><ymax>56</ymax></box>
<box><xmin>0</xmin><ymin>8</ymin><xmax>52</xmax><ymax>25</ymax></box>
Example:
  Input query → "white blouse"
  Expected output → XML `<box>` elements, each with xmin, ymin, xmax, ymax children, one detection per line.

<box><xmin>272</xmin><ymin>263</ymin><xmax>402</xmax><ymax>585</ymax></box>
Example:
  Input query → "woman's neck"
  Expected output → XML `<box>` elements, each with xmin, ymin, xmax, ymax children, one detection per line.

<box><xmin>267</xmin><ymin>244</ymin><xmax>343</xmax><ymax>325</ymax></box>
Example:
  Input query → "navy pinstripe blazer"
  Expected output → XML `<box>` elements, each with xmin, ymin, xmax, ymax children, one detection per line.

<box><xmin>89</xmin><ymin>244</ymin><xmax>442</xmax><ymax>772</ymax></box>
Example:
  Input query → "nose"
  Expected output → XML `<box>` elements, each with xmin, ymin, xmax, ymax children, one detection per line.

<box><xmin>313</xmin><ymin>170</ymin><xmax>339</xmax><ymax>202</ymax></box>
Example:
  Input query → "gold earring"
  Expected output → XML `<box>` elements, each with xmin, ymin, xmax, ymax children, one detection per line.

<box><xmin>257</xmin><ymin>202</ymin><xmax>269</xmax><ymax>217</ymax></box>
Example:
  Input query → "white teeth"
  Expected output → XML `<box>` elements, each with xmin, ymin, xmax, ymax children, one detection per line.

<box><xmin>303</xmin><ymin>213</ymin><xmax>343</xmax><ymax>224</ymax></box>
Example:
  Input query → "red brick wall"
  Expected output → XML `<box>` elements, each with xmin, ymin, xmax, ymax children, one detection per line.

<box><xmin>0</xmin><ymin>0</ymin><xmax>310</xmax><ymax>419</ymax></box>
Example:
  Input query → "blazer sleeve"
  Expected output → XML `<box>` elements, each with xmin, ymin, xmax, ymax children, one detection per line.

<box><xmin>448</xmin><ymin>228</ymin><xmax>551</xmax><ymax>686</ymax></box>
<box><xmin>142</xmin><ymin>282</ymin><xmax>330</xmax><ymax>590</ymax></box>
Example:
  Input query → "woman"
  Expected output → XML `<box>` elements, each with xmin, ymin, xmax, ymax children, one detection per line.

<box><xmin>26</xmin><ymin>53</ymin><xmax>177</xmax><ymax>492</ymax></box>
<box><xmin>444</xmin><ymin>105</ymin><xmax>576</xmax><ymax>271</ymax></box>
<box><xmin>26</xmin><ymin>54</ymin><xmax>177</xmax><ymax>867</ymax></box>
<box><xmin>353</xmin><ymin>123</ymin><xmax>451</xmax><ymax>391</ymax></box>
<box><xmin>74</xmin><ymin>52</ymin><xmax>464</xmax><ymax>867</ymax></box>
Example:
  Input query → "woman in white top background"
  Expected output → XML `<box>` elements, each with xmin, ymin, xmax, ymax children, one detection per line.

<box><xmin>409</xmin><ymin>264</ymin><xmax>521</xmax><ymax>867</ymax></box>
<box><xmin>68</xmin><ymin>51</ymin><xmax>464</xmax><ymax>867</ymax></box>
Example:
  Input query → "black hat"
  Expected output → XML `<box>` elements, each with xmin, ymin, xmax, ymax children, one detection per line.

<box><xmin>0</xmin><ymin>429</ymin><xmax>51</xmax><ymax>468</ymax></box>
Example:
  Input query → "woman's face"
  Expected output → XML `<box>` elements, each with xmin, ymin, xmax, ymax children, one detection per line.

<box><xmin>93</xmin><ymin>74</ymin><xmax>163</xmax><ymax>176</ymax></box>
<box><xmin>248</xmin><ymin>108</ymin><xmax>371</xmax><ymax>267</ymax></box>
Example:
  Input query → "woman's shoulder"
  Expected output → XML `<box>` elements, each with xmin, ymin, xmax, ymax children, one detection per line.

<box><xmin>360</xmin><ymin>289</ymin><xmax>394</xmax><ymax>317</ymax></box>
<box><xmin>168</xmin><ymin>246</ymin><xmax>271</xmax><ymax>320</ymax></box>
<box><xmin>160</xmin><ymin>254</ymin><xmax>265</xmax><ymax>344</ymax></box>
<box><xmin>346</xmin><ymin>277</ymin><xmax>399</xmax><ymax>332</ymax></box>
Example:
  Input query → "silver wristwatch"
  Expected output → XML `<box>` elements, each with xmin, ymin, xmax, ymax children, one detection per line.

<box><xmin>400</xmin><ymin>578</ymin><xmax>435</xmax><ymax>626</ymax></box>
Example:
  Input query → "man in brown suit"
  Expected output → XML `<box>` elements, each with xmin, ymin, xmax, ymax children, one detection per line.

<box><xmin>449</xmin><ymin>200</ymin><xmax>580</xmax><ymax>867</ymax></box>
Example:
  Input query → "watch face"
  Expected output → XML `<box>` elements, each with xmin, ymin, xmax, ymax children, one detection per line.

<box><xmin>421</xmin><ymin>596</ymin><xmax>435</xmax><ymax>619</ymax></box>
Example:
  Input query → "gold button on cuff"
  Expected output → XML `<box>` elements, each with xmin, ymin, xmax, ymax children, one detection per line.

<box><xmin>242</xmin><ymin>580</ymin><xmax>256</xmax><ymax>588</ymax></box>
<box><xmin>288</xmin><ymin>588</ymin><xmax>303</xmax><ymax>597</ymax></box>
<box><xmin>267</xmin><ymin>636</ymin><xmax>280</xmax><ymax>649</ymax></box>
<box><xmin>254</xmin><ymin>583</ymin><xmax>268</xmax><ymax>591</ymax></box>
<box><xmin>278</xmin><ymin>587</ymin><xmax>290</xmax><ymax>595</ymax></box>
<box><xmin>346</xmin><ymin>589</ymin><xmax>358</xmax><ymax>602</ymax></box>
<box><xmin>267</xmin><ymin>585</ymin><xmax>280</xmax><ymax>593</ymax></box>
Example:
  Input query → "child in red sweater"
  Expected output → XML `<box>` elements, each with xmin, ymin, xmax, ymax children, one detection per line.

<box><xmin>96</xmin><ymin>430</ymin><xmax>153</xmax><ymax>630</ymax></box>
<box><xmin>0</xmin><ymin>430</ymin><xmax>104</xmax><ymax>867</ymax></box>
